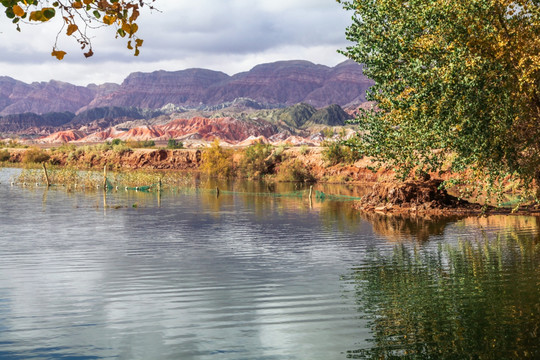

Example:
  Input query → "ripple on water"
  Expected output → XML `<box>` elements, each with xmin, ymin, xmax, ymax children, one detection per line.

<box><xmin>1</xmin><ymin>167</ymin><xmax>539</xmax><ymax>359</ymax></box>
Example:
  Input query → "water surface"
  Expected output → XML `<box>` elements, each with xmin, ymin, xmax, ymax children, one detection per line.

<box><xmin>0</xmin><ymin>168</ymin><xmax>539</xmax><ymax>359</ymax></box>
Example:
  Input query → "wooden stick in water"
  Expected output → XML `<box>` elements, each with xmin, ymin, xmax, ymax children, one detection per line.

<box><xmin>103</xmin><ymin>165</ymin><xmax>107</xmax><ymax>190</ymax></box>
<box><xmin>42</xmin><ymin>163</ymin><xmax>50</xmax><ymax>188</ymax></box>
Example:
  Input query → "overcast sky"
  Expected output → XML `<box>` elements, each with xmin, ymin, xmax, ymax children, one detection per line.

<box><xmin>0</xmin><ymin>0</ymin><xmax>353</xmax><ymax>86</ymax></box>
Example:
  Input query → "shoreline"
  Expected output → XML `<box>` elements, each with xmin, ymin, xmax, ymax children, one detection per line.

<box><xmin>2</xmin><ymin>146</ymin><xmax>539</xmax><ymax>217</ymax></box>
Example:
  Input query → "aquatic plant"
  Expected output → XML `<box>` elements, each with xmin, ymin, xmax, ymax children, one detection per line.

<box><xmin>16</xmin><ymin>166</ymin><xmax>196</xmax><ymax>192</ymax></box>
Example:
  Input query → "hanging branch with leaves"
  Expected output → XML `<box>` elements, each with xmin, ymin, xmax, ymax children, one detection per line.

<box><xmin>3</xmin><ymin>0</ymin><xmax>156</xmax><ymax>59</ymax></box>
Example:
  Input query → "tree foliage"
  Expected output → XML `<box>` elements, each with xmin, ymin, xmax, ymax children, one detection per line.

<box><xmin>2</xmin><ymin>0</ymin><xmax>155</xmax><ymax>58</ymax></box>
<box><xmin>339</xmin><ymin>0</ymin><xmax>540</xmax><ymax>192</ymax></box>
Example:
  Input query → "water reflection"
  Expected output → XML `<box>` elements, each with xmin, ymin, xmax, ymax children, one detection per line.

<box><xmin>345</xmin><ymin>230</ymin><xmax>540</xmax><ymax>359</ymax></box>
<box><xmin>3</xmin><ymin>167</ymin><xmax>540</xmax><ymax>359</ymax></box>
<box><xmin>358</xmin><ymin>212</ymin><xmax>467</xmax><ymax>242</ymax></box>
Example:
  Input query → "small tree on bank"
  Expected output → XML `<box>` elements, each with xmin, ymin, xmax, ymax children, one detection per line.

<box><xmin>339</xmin><ymin>0</ymin><xmax>540</xmax><ymax>197</ymax></box>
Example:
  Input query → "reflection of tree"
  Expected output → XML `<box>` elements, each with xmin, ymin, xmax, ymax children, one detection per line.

<box><xmin>346</xmin><ymin>232</ymin><xmax>540</xmax><ymax>359</ymax></box>
<box><xmin>360</xmin><ymin>212</ymin><xmax>465</xmax><ymax>242</ymax></box>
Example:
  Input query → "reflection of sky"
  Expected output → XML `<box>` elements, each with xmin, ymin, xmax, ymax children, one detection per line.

<box><xmin>0</xmin><ymin>169</ymin><xmax>374</xmax><ymax>359</ymax></box>
<box><xmin>1</xmin><ymin>167</ymin><xmax>538</xmax><ymax>359</ymax></box>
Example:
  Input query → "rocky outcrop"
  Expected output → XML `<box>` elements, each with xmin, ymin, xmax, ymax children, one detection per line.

<box><xmin>40</xmin><ymin>130</ymin><xmax>86</xmax><ymax>143</ymax></box>
<box><xmin>47</xmin><ymin>116</ymin><xmax>283</xmax><ymax>145</ymax></box>
<box><xmin>160</xmin><ymin>117</ymin><xmax>279</xmax><ymax>143</ymax></box>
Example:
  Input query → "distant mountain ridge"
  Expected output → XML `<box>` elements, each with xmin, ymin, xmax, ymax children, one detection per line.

<box><xmin>0</xmin><ymin>59</ymin><xmax>372</xmax><ymax>116</ymax></box>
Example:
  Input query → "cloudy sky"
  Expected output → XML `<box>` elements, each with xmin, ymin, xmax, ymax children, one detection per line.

<box><xmin>0</xmin><ymin>0</ymin><xmax>354</xmax><ymax>86</ymax></box>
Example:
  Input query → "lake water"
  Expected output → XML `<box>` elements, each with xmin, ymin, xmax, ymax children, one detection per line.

<box><xmin>0</xmin><ymin>167</ymin><xmax>539</xmax><ymax>359</ymax></box>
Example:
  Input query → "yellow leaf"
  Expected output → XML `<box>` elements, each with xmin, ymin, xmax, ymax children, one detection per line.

<box><xmin>130</xmin><ymin>23</ymin><xmax>138</xmax><ymax>35</ymax></box>
<box><xmin>51</xmin><ymin>49</ymin><xmax>67</xmax><ymax>60</ymax></box>
<box><xmin>66</xmin><ymin>24</ymin><xmax>78</xmax><ymax>36</ymax></box>
<box><xmin>29</xmin><ymin>10</ymin><xmax>44</xmax><ymax>21</ymax></box>
<box><xmin>127</xmin><ymin>40</ymin><xmax>133</xmax><ymax>50</ymax></box>
<box><xmin>72</xmin><ymin>1</ymin><xmax>83</xmax><ymax>9</ymax></box>
<box><xmin>103</xmin><ymin>15</ymin><xmax>116</xmax><ymax>25</ymax></box>
<box><xmin>121</xmin><ymin>22</ymin><xmax>131</xmax><ymax>34</ymax></box>
<box><xmin>135</xmin><ymin>39</ymin><xmax>143</xmax><ymax>47</ymax></box>
<box><xmin>83</xmin><ymin>0</ymin><xmax>93</xmax><ymax>4</ymax></box>
<box><xmin>12</xmin><ymin>5</ymin><xmax>25</xmax><ymax>17</ymax></box>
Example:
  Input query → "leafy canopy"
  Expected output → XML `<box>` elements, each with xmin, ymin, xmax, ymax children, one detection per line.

<box><xmin>339</xmin><ymin>0</ymin><xmax>540</xmax><ymax>191</ymax></box>
<box><xmin>2</xmin><ymin>0</ymin><xmax>155</xmax><ymax>59</ymax></box>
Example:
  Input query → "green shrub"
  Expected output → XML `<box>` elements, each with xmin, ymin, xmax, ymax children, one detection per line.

<box><xmin>239</xmin><ymin>142</ymin><xmax>273</xmax><ymax>179</ymax></box>
<box><xmin>2</xmin><ymin>139</ymin><xmax>27</xmax><ymax>148</ymax></box>
<box><xmin>321</xmin><ymin>128</ymin><xmax>335</xmax><ymax>139</ymax></box>
<box><xmin>110</xmin><ymin>139</ymin><xmax>124</xmax><ymax>146</ymax></box>
<box><xmin>200</xmin><ymin>139</ymin><xmax>234</xmax><ymax>178</ymax></box>
<box><xmin>22</xmin><ymin>147</ymin><xmax>50</xmax><ymax>164</ymax></box>
<box><xmin>112</xmin><ymin>143</ymin><xmax>131</xmax><ymax>155</ymax></box>
<box><xmin>0</xmin><ymin>149</ymin><xmax>10</xmax><ymax>162</ymax></box>
<box><xmin>299</xmin><ymin>145</ymin><xmax>309</xmax><ymax>155</ymax></box>
<box><xmin>275</xmin><ymin>159</ymin><xmax>315</xmax><ymax>182</ymax></box>
<box><xmin>126</xmin><ymin>140</ymin><xmax>155</xmax><ymax>148</ymax></box>
<box><xmin>322</xmin><ymin>140</ymin><xmax>362</xmax><ymax>166</ymax></box>
<box><xmin>167</xmin><ymin>139</ymin><xmax>184</xmax><ymax>149</ymax></box>
<box><xmin>54</xmin><ymin>143</ymin><xmax>77</xmax><ymax>154</ymax></box>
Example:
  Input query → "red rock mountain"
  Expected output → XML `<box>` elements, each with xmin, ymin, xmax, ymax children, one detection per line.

<box><xmin>0</xmin><ymin>60</ymin><xmax>373</xmax><ymax>116</ymax></box>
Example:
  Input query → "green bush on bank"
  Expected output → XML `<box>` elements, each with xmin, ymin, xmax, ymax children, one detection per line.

<box><xmin>275</xmin><ymin>159</ymin><xmax>315</xmax><ymax>183</ymax></box>
<box><xmin>22</xmin><ymin>147</ymin><xmax>50</xmax><ymax>164</ymax></box>
<box><xmin>167</xmin><ymin>139</ymin><xmax>184</xmax><ymax>149</ymax></box>
<box><xmin>0</xmin><ymin>139</ymin><xmax>28</xmax><ymax>149</ymax></box>
<box><xmin>126</xmin><ymin>140</ymin><xmax>155</xmax><ymax>148</ymax></box>
<box><xmin>239</xmin><ymin>142</ymin><xmax>273</xmax><ymax>179</ymax></box>
<box><xmin>322</xmin><ymin>140</ymin><xmax>362</xmax><ymax>166</ymax></box>
<box><xmin>0</xmin><ymin>149</ymin><xmax>10</xmax><ymax>162</ymax></box>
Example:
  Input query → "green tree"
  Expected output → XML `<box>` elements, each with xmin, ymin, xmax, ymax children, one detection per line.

<box><xmin>339</xmin><ymin>0</ymin><xmax>540</xmax><ymax>194</ymax></box>
<box><xmin>2</xmin><ymin>0</ymin><xmax>155</xmax><ymax>58</ymax></box>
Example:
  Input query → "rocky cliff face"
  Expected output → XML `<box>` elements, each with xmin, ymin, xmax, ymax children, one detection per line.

<box><xmin>82</xmin><ymin>69</ymin><xmax>230</xmax><ymax>111</ymax></box>
<box><xmin>0</xmin><ymin>78</ymin><xmax>96</xmax><ymax>116</ymax></box>
<box><xmin>0</xmin><ymin>60</ymin><xmax>373</xmax><ymax>117</ymax></box>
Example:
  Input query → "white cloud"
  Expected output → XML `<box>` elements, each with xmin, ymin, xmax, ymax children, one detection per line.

<box><xmin>0</xmin><ymin>0</ymin><xmax>353</xmax><ymax>85</ymax></box>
